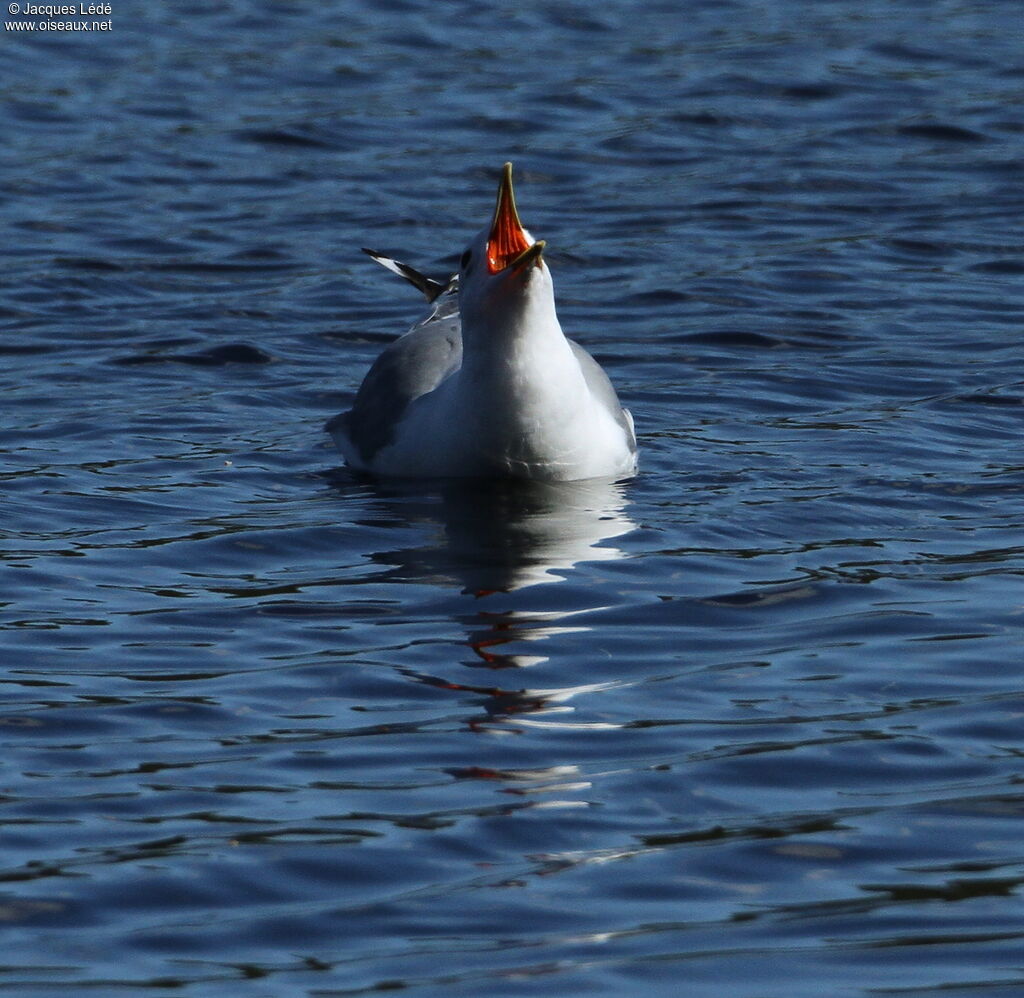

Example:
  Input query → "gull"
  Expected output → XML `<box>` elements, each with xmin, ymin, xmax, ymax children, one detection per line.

<box><xmin>327</xmin><ymin>163</ymin><xmax>637</xmax><ymax>481</ymax></box>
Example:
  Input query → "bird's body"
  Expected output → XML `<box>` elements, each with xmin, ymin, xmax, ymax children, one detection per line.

<box><xmin>328</xmin><ymin>164</ymin><xmax>637</xmax><ymax>482</ymax></box>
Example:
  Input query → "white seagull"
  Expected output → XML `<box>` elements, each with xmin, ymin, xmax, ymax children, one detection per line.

<box><xmin>327</xmin><ymin>163</ymin><xmax>637</xmax><ymax>482</ymax></box>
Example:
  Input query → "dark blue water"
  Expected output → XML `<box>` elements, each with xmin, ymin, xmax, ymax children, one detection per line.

<box><xmin>3</xmin><ymin>1</ymin><xmax>1024</xmax><ymax>995</ymax></box>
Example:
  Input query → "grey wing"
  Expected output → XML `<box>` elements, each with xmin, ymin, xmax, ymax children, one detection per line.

<box><xmin>568</xmin><ymin>339</ymin><xmax>637</xmax><ymax>453</ymax></box>
<box><xmin>327</xmin><ymin>302</ymin><xmax>462</xmax><ymax>465</ymax></box>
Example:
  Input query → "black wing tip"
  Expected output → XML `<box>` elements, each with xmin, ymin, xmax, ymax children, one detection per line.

<box><xmin>361</xmin><ymin>247</ymin><xmax>454</xmax><ymax>304</ymax></box>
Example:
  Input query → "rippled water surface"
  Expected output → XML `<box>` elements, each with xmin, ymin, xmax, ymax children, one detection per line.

<box><xmin>3</xmin><ymin>1</ymin><xmax>1024</xmax><ymax>995</ymax></box>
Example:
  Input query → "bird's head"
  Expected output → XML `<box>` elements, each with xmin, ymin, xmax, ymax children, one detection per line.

<box><xmin>457</xmin><ymin>163</ymin><xmax>554</xmax><ymax>337</ymax></box>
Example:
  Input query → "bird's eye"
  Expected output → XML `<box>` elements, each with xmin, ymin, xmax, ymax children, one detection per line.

<box><xmin>460</xmin><ymin>250</ymin><xmax>472</xmax><ymax>270</ymax></box>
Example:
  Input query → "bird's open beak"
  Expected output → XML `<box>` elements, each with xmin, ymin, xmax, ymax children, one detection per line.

<box><xmin>486</xmin><ymin>163</ymin><xmax>545</xmax><ymax>274</ymax></box>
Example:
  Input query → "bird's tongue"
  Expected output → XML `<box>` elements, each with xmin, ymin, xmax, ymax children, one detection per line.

<box><xmin>487</xmin><ymin>163</ymin><xmax>532</xmax><ymax>274</ymax></box>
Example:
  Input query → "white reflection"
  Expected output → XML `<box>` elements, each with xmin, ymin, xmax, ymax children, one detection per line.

<box><xmin>362</xmin><ymin>476</ymin><xmax>636</xmax><ymax>594</ymax></box>
<box><xmin>337</xmin><ymin>474</ymin><xmax>639</xmax><ymax>791</ymax></box>
<box><xmin>466</xmin><ymin>608</ymin><xmax>603</xmax><ymax>669</ymax></box>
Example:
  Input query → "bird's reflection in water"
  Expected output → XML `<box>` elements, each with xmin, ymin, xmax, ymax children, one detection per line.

<box><xmin>359</xmin><ymin>476</ymin><xmax>636</xmax><ymax>594</ymax></box>
<box><xmin>403</xmin><ymin>664</ymin><xmax>626</xmax><ymax>733</ymax></box>
<box><xmin>463</xmin><ymin>608</ymin><xmax>591</xmax><ymax>669</ymax></box>
<box><xmin>350</xmin><ymin>475</ymin><xmax>638</xmax><ymax>734</ymax></box>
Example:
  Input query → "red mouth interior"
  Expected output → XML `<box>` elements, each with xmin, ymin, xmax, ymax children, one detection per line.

<box><xmin>486</xmin><ymin>170</ymin><xmax>532</xmax><ymax>273</ymax></box>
